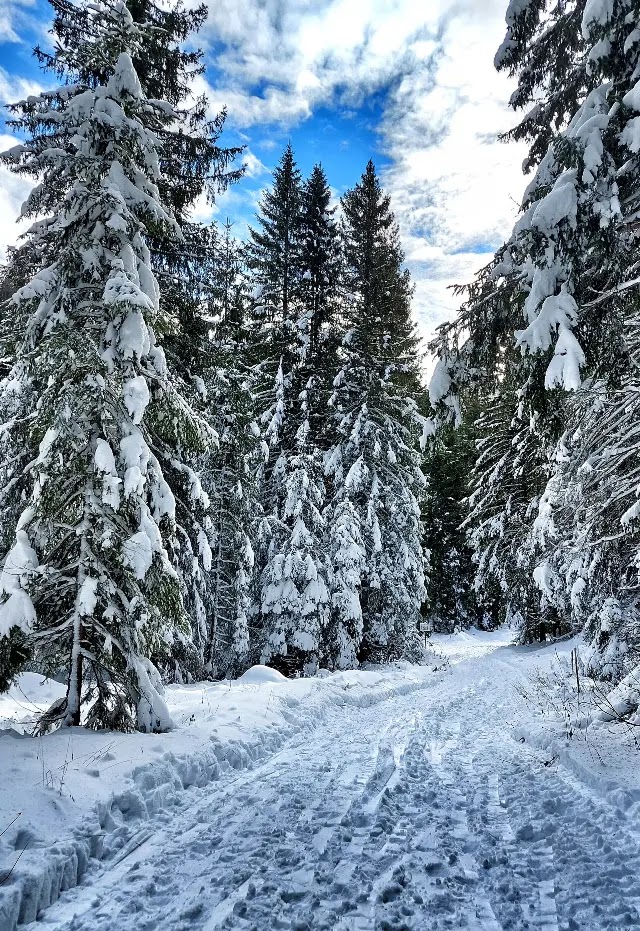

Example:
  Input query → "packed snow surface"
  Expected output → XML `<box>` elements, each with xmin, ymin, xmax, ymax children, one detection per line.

<box><xmin>3</xmin><ymin>630</ymin><xmax>640</xmax><ymax>930</ymax></box>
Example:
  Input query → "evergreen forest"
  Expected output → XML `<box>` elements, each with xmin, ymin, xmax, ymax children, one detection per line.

<box><xmin>2</xmin><ymin>0</ymin><xmax>640</xmax><ymax>734</ymax></box>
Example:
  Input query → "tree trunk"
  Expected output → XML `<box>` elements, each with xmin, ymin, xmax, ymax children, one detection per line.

<box><xmin>64</xmin><ymin>480</ymin><xmax>91</xmax><ymax>726</ymax></box>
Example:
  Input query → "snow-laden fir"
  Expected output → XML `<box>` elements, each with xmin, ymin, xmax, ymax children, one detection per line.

<box><xmin>0</xmin><ymin>0</ymin><xmax>427</xmax><ymax>725</ymax></box>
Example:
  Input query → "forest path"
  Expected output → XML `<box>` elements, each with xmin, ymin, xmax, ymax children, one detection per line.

<box><xmin>38</xmin><ymin>638</ymin><xmax>640</xmax><ymax>931</ymax></box>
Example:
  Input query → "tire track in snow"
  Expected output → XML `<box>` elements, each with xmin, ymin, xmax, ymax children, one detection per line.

<box><xmin>42</xmin><ymin>698</ymin><xmax>423</xmax><ymax>931</ymax></box>
<box><xmin>37</xmin><ymin>644</ymin><xmax>640</xmax><ymax>931</ymax></box>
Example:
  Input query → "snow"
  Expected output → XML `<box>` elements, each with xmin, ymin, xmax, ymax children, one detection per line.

<box><xmin>138</xmin><ymin>504</ymin><xmax>163</xmax><ymax>557</ymax></box>
<box><xmin>569</xmin><ymin>87</ymin><xmax>609</xmax><ymax>184</ymax></box>
<box><xmin>237</xmin><ymin>664</ymin><xmax>287</xmax><ymax>683</ymax></box>
<box><xmin>531</xmin><ymin>169</ymin><xmax>578</xmax><ymax>235</ymax></box>
<box><xmin>0</xmin><ymin>589</ymin><xmax>37</xmax><ymax>638</ymax></box>
<box><xmin>518</xmin><ymin>288</ymin><xmax>579</xmax><ymax>352</ymax></box>
<box><xmin>428</xmin><ymin>356</ymin><xmax>452</xmax><ymax>408</ymax></box>
<box><xmin>0</xmin><ymin>532</ymin><xmax>38</xmax><ymax>596</ymax></box>
<box><xmin>76</xmin><ymin>577</ymin><xmax>98</xmax><ymax>617</ymax></box>
<box><xmin>103</xmin><ymin>271</ymin><xmax>154</xmax><ymax>314</ymax></box>
<box><xmin>4</xmin><ymin>632</ymin><xmax>640</xmax><ymax>930</ymax></box>
<box><xmin>344</xmin><ymin>455</ymin><xmax>368</xmax><ymax>493</ymax></box>
<box><xmin>293</xmin><ymin>629</ymin><xmax>317</xmax><ymax>651</ymax></box>
<box><xmin>625</xmin><ymin>27</ymin><xmax>640</xmax><ymax>54</ymax></box>
<box><xmin>34</xmin><ymin>427</ymin><xmax>58</xmax><ymax>465</ymax></box>
<box><xmin>120</xmin><ymin>429</ymin><xmax>150</xmax><ymax>498</ymax></box>
<box><xmin>132</xmin><ymin>657</ymin><xmax>174</xmax><ymax>735</ymax></box>
<box><xmin>544</xmin><ymin>324</ymin><xmax>586</xmax><ymax>390</ymax></box>
<box><xmin>494</xmin><ymin>0</ymin><xmax>532</xmax><ymax>69</ymax></box>
<box><xmin>621</xmin><ymin>115</ymin><xmax>640</xmax><ymax>153</ymax></box>
<box><xmin>121</xmin><ymin>530</ymin><xmax>154</xmax><ymax>579</ymax></box>
<box><xmin>118</xmin><ymin>309</ymin><xmax>151</xmax><ymax>360</ymax></box>
<box><xmin>582</xmin><ymin>0</ymin><xmax>614</xmax><ymax>40</ymax></box>
<box><xmin>0</xmin><ymin>532</ymin><xmax>39</xmax><ymax>636</ymax></box>
<box><xmin>523</xmin><ymin>266</ymin><xmax>557</xmax><ymax>324</ymax></box>
<box><xmin>94</xmin><ymin>439</ymin><xmax>116</xmax><ymax>475</ymax></box>
<box><xmin>516</xmin><ymin>287</ymin><xmax>585</xmax><ymax>389</ymax></box>
<box><xmin>494</xmin><ymin>35</ymin><xmax>516</xmax><ymax>69</ymax></box>
<box><xmin>122</xmin><ymin>375</ymin><xmax>150</xmax><ymax>425</ymax></box>
<box><xmin>106</xmin><ymin>52</ymin><xmax>142</xmax><ymax>101</ymax></box>
<box><xmin>151</xmin><ymin>477</ymin><xmax>175</xmax><ymax>521</ymax></box>
<box><xmin>0</xmin><ymin>660</ymin><xmax>439</xmax><ymax>928</ymax></box>
<box><xmin>197</xmin><ymin>529</ymin><xmax>212</xmax><ymax>572</ymax></box>
<box><xmin>505</xmin><ymin>0</ymin><xmax>532</xmax><ymax>27</ymax></box>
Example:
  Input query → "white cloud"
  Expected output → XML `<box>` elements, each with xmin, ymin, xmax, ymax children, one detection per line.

<box><xmin>0</xmin><ymin>65</ymin><xmax>41</xmax><ymax>106</ymax></box>
<box><xmin>0</xmin><ymin>71</ymin><xmax>42</xmax><ymax>261</ymax></box>
<box><xmin>0</xmin><ymin>0</ymin><xmax>531</xmax><ymax>346</ymax></box>
<box><xmin>0</xmin><ymin>0</ymin><xmax>37</xmax><ymax>45</ymax></box>
<box><xmin>198</xmin><ymin>0</ymin><xmax>445</xmax><ymax>127</ymax></box>
<box><xmin>0</xmin><ymin>134</ymin><xmax>31</xmax><ymax>261</ymax></box>
<box><xmin>378</xmin><ymin>0</ymin><xmax>529</xmax><ymax>340</ymax></box>
<box><xmin>242</xmin><ymin>150</ymin><xmax>270</xmax><ymax>178</ymax></box>
<box><xmin>195</xmin><ymin>0</ymin><xmax>529</xmax><ymax>339</ymax></box>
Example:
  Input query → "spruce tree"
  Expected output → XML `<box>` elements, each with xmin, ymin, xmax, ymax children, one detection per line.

<box><xmin>255</xmin><ymin>164</ymin><xmax>342</xmax><ymax>675</ymax></box>
<box><xmin>0</xmin><ymin>0</ymin><xmax>217</xmax><ymax>730</ymax></box>
<box><xmin>34</xmin><ymin>0</ymin><xmax>244</xmax><ymax>219</ymax></box>
<box><xmin>422</xmin><ymin>406</ymin><xmax>479</xmax><ymax>632</ymax></box>
<box><xmin>246</xmin><ymin>148</ymin><xmax>335</xmax><ymax>675</ymax></box>
<box><xmin>0</xmin><ymin>0</ymin><xmax>244</xmax><ymax>691</ymax></box>
<box><xmin>326</xmin><ymin>161</ymin><xmax>425</xmax><ymax>667</ymax></box>
<box><xmin>298</xmin><ymin>164</ymin><xmax>342</xmax><ymax>378</ymax></box>
<box><xmin>463</xmin><ymin>379</ymin><xmax>556</xmax><ymax>640</ymax></box>
<box><xmin>428</xmin><ymin>0</ymin><xmax>640</xmax><ymax>655</ymax></box>
<box><xmin>259</xmin><ymin>429</ymin><xmax>329</xmax><ymax>676</ymax></box>
<box><xmin>297</xmin><ymin>162</ymin><xmax>343</xmax><ymax>460</ymax></box>
<box><xmin>247</xmin><ymin>143</ymin><xmax>303</xmax><ymax>355</ymax></box>
<box><xmin>202</xmin><ymin>221</ymin><xmax>261</xmax><ymax>678</ymax></box>
<box><xmin>247</xmin><ymin>143</ymin><xmax>304</xmax><ymax>528</ymax></box>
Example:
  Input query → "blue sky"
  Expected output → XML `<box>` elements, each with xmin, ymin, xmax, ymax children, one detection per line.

<box><xmin>0</xmin><ymin>0</ymin><xmax>529</xmax><ymax>343</ymax></box>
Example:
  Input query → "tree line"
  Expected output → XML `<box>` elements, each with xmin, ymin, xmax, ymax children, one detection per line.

<box><xmin>0</xmin><ymin>0</ymin><xmax>426</xmax><ymax>731</ymax></box>
<box><xmin>428</xmin><ymin>0</ymin><xmax>640</xmax><ymax>684</ymax></box>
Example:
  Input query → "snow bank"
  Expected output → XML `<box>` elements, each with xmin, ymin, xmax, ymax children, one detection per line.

<box><xmin>0</xmin><ymin>661</ymin><xmax>439</xmax><ymax>929</ymax></box>
<box><xmin>237</xmin><ymin>664</ymin><xmax>287</xmax><ymax>683</ymax></box>
<box><xmin>508</xmin><ymin>635</ymin><xmax>640</xmax><ymax>825</ymax></box>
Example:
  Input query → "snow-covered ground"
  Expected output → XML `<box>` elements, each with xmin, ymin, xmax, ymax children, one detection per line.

<box><xmin>2</xmin><ymin>629</ymin><xmax>640</xmax><ymax>930</ymax></box>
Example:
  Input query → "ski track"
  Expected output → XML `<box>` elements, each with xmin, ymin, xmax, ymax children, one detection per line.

<box><xmin>36</xmin><ymin>650</ymin><xmax>640</xmax><ymax>931</ymax></box>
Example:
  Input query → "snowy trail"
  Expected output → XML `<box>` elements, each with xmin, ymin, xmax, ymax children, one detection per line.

<box><xmin>37</xmin><ymin>642</ymin><xmax>640</xmax><ymax>931</ymax></box>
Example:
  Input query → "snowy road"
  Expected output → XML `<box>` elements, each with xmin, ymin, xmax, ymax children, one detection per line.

<box><xmin>37</xmin><ymin>641</ymin><xmax>640</xmax><ymax>931</ymax></box>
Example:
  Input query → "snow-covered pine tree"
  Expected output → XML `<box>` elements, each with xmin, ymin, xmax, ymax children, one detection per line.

<box><xmin>247</xmin><ymin>143</ymin><xmax>303</xmax><ymax>362</ymax></box>
<box><xmin>152</xmin><ymin>220</ymin><xmax>222</xmax><ymax>682</ymax></box>
<box><xmin>494</xmin><ymin>0</ymin><xmax>640</xmax><ymax>658</ymax></box>
<box><xmin>463</xmin><ymin>375</ymin><xmax>559</xmax><ymax>640</ymax></box>
<box><xmin>246</xmin><ymin>143</ymin><xmax>303</xmax><ymax>526</ymax></box>
<box><xmin>431</xmin><ymin>0</ymin><xmax>624</xmax><ymax>413</ymax></box>
<box><xmin>34</xmin><ymin>0</ymin><xmax>244</xmax><ymax>218</ymax></box>
<box><xmin>298</xmin><ymin>164</ymin><xmax>342</xmax><ymax>390</ymax></box>
<box><xmin>547</xmin><ymin>0</ymin><xmax>640</xmax><ymax>673</ymax></box>
<box><xmin>0</xmin><ymin>0</ymin><xmax>217</xmax><ymax>730</ymax></box>
<box><xmin>259</xmin><ymin>402</ymin><xmax>329</xmax><ymax>675</ymax></box>
<box><xmin>254</xmin><ymin>164</ymin><xmax>343</xmax><ymax>675</ymax></box>
<box><xmin>0</xmin><ymin>0</ymin><xmax>244</xmax><ymax>690</ymax></box>
<box><xmin>421</xmin><ymin>403</ymin><xmax>479</xmax><ymax>632</ymax></box>
<box><xmin>201</xmin><ymin>221</ymin><xmax>262</xmax><ymax>678</ymax></box>
<box><xmin>246</xmin><ymin>147</ymin><xmax>334</xmax><ymax>675</ymax></box>
<box><xmin>428</xmin><ymin>0</ymin><xmax>639</xmax><ymax>644</ymax></box>
<box><xmin>325</xmin><ymin>161</ymin><xmax>425</xmax><ymax>667</ymax></box>
<box><xmin>6</xmin><ymin>0</ymin><xmax>243</xmax><ymax>382</ymax></box>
